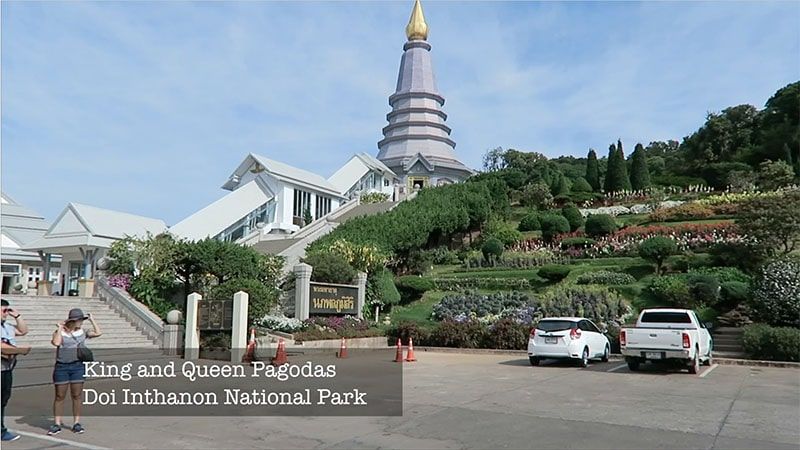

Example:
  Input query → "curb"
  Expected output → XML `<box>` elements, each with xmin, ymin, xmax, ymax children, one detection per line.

<box><xmin>415</xmin><ymin>347</ymin><xmax>798</xmax><ymax>368</ymax></box>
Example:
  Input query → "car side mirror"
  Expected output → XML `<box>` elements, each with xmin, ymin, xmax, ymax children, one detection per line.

<box><xmin>704</xmin><ymin>322</ymin><xmax>714</xmax><ymax>330</ymax></box>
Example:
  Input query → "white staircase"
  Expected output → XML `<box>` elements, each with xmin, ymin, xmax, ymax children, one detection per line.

<box><xmin>3</xmin><ymin>294</ymin><xmax>167</xmax><ymax>387</ymax></box>
<box><xmin>3</xmin><ymin>295</ymin><xmax>159</xmax><ymax>349</ymax></box>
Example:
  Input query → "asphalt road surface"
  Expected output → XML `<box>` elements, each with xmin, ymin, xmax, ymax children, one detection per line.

<box><xmin>4</xmin><ymin>352</ymin><xmax>799</xmax><ymax>449</ymax></box>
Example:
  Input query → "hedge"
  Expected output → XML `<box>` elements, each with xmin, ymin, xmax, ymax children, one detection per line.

<box><xmin>742</xmin><ymin>324</ymin><xmax>800</xmax><ymax>362</ymax></box>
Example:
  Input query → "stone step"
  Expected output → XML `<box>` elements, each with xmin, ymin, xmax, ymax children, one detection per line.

<box><xmin>713</xmin><ymin>327</ymin><xmax>745</xmax><ymax>334</ymax></box>
<box><xmin>713</xmin><ymin>350</ymin><xmax>748</xmax><ymax>359</ymax></box>
<box><xmin>713</xmin><ymin>336</ymin><xmax>742</xmax><ymax>345</ymax></box>
<box><xmin>714</xmin><ymin>344</ymin><xmax>744</xmax><ymax>352</ymax></box>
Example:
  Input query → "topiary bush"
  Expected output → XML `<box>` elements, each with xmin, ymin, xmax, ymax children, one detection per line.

<box><xmin>689</xmin><ymin>267</ymin><xmax>752</xmax><ymax>284</ymax></box>
<box><xmin>540</xmin><ymin>214</ymin><xmax>571</xmax><ymax>242</ymax></box>
<box><xmin>303</xmin><ymin>252</ymin><xmax>357</xmax><ymax>285</ymax></box>
<box><xmin>428</xmin><ymin>320</ymin><xmax>488</xmax><ymax>348</ymax></box>
<box><xmin>749</xmin><ymin>256</ymin><xmax>800</xmax><ymax>327</ymax></box>
<box><xmin>484</xmin><ymin>218</ymin><xmax>523</xmax><ymax>247</ymax></box>
<box><xmin>386</xmin><ymin>320</ymin><xmax>431</xmax><ymax>345</ymax></box>
<box><xmin>687</xmin><ymin>274</ymin><xmax>721</xmax><ymax>306</ymax></box>
<box><xmin>742</xmin><ymin>324</ymin><xmax>800</xmax><ymax>362</ymax></box>
<box><xmin>560</xmin><ymin>237</ymin><xmax>596</xmax><ymax>250</ymax></box>
<box><xmin>648</xmin><ymin>203</ymin><xmax>714</xmax><ymax>222</ymax></box>
<box><xmin>484</xmin><ymin>318</ymin><xmax>530</xmax><ymax>350</ymax></box>
<box><xmin>576</xmin><ymin>270</ymin><xmax>636</xmax><ymax>285</ymax></box>
<box><xmin>395</xmin><ymin>276</ymin><xmax>436</xmax><ymax>303</ymax></box>
<box><xmin>638</xmin><ymin>236</ymin><xmax>679</xmax><ymax>275</ymax></box>
<box><xmin>709</xmin><ymin>242</ymin><xmax>767</xmax><ymax>274</ymax></box>
<box><xmin>648</xmin><ymin>275</ymin><xmax>692</xmax><ymax>308</ymax></box>
<box><xmin>518</xmin><ymin>212</ymin><xmax>541</xmax><ymax>232</ymax></box>
<box><xmin>538</xmin><ymin>264</ymin><xmax>571</xmax><ymax>283</ymax></box>
<box><xmin>584</xmin><ymin>214</ymin><xmax>618</xmax><ymax>238</ymax></box>
<box><xmin>210</xmin><ymin>278</ymin><xmax>279</xmax><ymax>323</ymax></box>
<box><xmin>561</xmin><ymin>204</ymin><xmax>584</xmax><ymax>232</ymax></box>
<box><xmin>481</xmin><ymin>237</ymin><xmax>504</xmax><ymax>265</ymax></box>
<box><xmin>720</xmin><ymin>281</ymin><xmax>750</xmax><ymax>308</ymax></box>
<box><xmin>367</xmin><ymin>268</ymin><xmax>401</xmax><ymax>310</ymax></box>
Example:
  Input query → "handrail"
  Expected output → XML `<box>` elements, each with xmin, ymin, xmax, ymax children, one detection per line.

<box><xmin>95</xmin><ymin>276</ymin><xmax>165</xmax><ymax>347</ymax></box>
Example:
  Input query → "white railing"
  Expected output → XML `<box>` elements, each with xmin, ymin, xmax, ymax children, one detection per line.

<box><xmin>95</xmin><ymin>276</ymin><xmax>165</xmax><ymax>347</ymax></box>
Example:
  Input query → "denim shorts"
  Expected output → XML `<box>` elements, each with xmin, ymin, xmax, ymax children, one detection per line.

<box><xmin>53</xmin><ymin>361</ymin><xmax>85</xmax><ymax>385</ymax></box>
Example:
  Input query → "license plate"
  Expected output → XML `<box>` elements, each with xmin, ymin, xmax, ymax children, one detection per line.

<box><xmin>645</xmin><ymin>352</ymin><xmax>662</xmax><ymax>359</ymax></box>
<box><xmin>545</xmin><ymin>337</ymin><xmax>558</xmax><ymax>344</ymax></box>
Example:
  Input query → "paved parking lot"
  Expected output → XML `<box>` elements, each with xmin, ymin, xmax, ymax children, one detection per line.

<box><xmin>5</xmin><ymin>352</ymin><xmax>799</xmax><ymax>449</ymax></box>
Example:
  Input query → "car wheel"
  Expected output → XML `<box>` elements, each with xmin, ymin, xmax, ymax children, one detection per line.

<box><xmin>601</xmin><ymin>344</ymin><xmax>610</xmax><ymax>363</ymax></box>
<box><xmin>578</xmin><ymin>347</ymin><xmax>589</xmax><ymax>368</ymax></box>
<box><xmin>529</xmin><ymin>356</ymin><xmax>540</xmax><ymax>366</ymax></box>
<box><xmin>688</xmin><ymin>353</ymin><xmax>700</xmax><ymax>374</ymax></box>
<box><xmin>627</xmin><ymin>359</ymin><xmax>640</xmax><ymax>371</ymax></box>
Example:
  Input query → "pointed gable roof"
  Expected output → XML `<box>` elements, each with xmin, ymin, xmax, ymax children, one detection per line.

<box><xmin>222</xmin><ymin>153</ymin><xmax>344</xmax><ymax>198</ymax></box>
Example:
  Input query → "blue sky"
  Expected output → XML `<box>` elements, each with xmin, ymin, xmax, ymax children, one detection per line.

<box><xmin>2</xmin><ymin>1</ymin><xmax>798</xmax><ymax>225</ymax></box>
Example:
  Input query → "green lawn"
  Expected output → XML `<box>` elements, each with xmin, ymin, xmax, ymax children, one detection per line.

<box><xmin>387</xmin><ymin>290</ymin><xmax>447</xmax><ymax>326</ymax></box>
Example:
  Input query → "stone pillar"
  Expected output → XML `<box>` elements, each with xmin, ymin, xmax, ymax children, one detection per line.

<box><xmin>294</xmin><ymin>263</ymin><xmax>312</xmax><ymax>320</ymax></box>
<box><xmin>356</xmin><ymin>272</ymin><xmax>367</xmax><ymax>319</ymax></box>
<box><xmin>77</xmin><ymin>279</ymin><xmax>95</xmax><ymax>297</ymax></box>
<box><xmin>162</xmin><ymin>324</ymin><xmax>184</xmax><ymax>356</ymax></box>
<box><xmin>230</xmin><ymin>291</ymin><xmax>249</xmax><ymax>364</ymax></box>
<box><xmin>184</xmin><ymin>293</ymin><xmax>202</xmax><ymax>360</ymax></box>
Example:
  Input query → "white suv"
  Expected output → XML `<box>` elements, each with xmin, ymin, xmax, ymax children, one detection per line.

<box><xmin>528</xmin><ymin>317</ymin><xmax>611</xmax><ymax>367</ymax></box>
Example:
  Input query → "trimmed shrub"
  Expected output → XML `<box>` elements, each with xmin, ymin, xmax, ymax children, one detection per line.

<box><xmin>560</xmin><ymin>237</ymin><xmax>596</xmax><ymax>250</ymax></box>
<box><xmin>648</xmin><ymin>275</ymin><xmax>692</xmax><ymax>308</ymax></box>
<box><xmin>689</xmin><ymin>267</ymin><xmax>751</xmax><ymax>284</ymax></box>
<box><xmin>571</xmin><ymin>177</ymin><xmax>593</xmax><ymax>193</ymax></box>
<box><xmin>428</xmin><ymin>321</ymin><xmax>488</xmax><ymax>348</ymax></box>
<box><xmin>303</xmin><ymin>252</ymin><xmax>357</xmax><ymax>285</ymax></box>
<box><xmin>561</xmin><ymin>204</ymin><xmax>584</xmax><ymax>232</ymax></box>
<box><xmin>429</xmin><ymin>247</ymin><xmax>460</xmax><ymax>265</ymax></box>
<box><xmin>584</xmin><ymin>214</ymin><xmax>618</xmax><ymax>238</ymax></box>
<box><xmin>518</xmin><ymin>213</ymin><xmax>541</xmax><ymax>232</ymax></box>
<box><xmin>210</xmin><ymin>278</ymin><xmax>278</xmax><ymax>323</ymax></box>
<box><xmin>484</xmin><ymin>318</ymin><xmax>530</xmax><ymax>350</ymax></box>
<box><xmin>576</xmin><ymin>270</ymin><xmax>636</xmax><ymax>285</ymax></box>
<box><xmin>481</xmin><ymin>237</ymin><xmax>504</xmax><ymax>264</ymax></box>
<box><xmin>638</xmin><ymin>236</ymin><xmax>678</xmax><ymax>275</ymax></box>
<box><xmin>540</xmin><ymin>214</ymin><xmax>571</xmax><ymax>242</ymax></box>
<box><xmin>742</xmin><ymin>324</ymin><xmax>800</xmax><ymax>362</ymax></box>
<box><xmin>538</xmin><ymin>264</ymin><xmax>571</xmax><ymax>283</ymax></box>
<box><xmin>386</xmin><ymin>321</ymin><xmax>431</xmax><ymax>345</ymax></box>
<box><xmin>360</xmin><ymin>192</ymin><xmax>390</xmax><ymax>204</ymax></box>
<box><xmin>687</xmin><ymin>274</ymin><xmax>721</xmax><ymax>306</ymax></box>
<box><xmin>433</xmin><ymin>278</ymin><xmax>532</xmax><ymax>291</ymax></box>
<box><xmin>484</xmin><ymin>219</ymin><xmax>523</xmax><ymax>247</ymax></box>
<box><xmin>749</xmin><ymin>256</ymin><xmax>800</xmax><ymax>327</ymax></box>
<box><xmin>395</xmin><ymin>276</ymin><xmax>436</xmax><ymax>303</ymax></box>
<box><xmin>720</xmin><ymin>281</ymin><xmax>750</xmax><ymax>308</ymax></box>
<box><xmin>367</xmin><ymin>268</ymin><xmax>401</xmax><ymax>308</ymax></box>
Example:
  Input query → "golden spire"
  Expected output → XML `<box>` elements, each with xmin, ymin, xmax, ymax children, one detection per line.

<box><xmin>405</xmin><ymin>0</ymin><xmax>429</xmax><ymax>41</ymax></box>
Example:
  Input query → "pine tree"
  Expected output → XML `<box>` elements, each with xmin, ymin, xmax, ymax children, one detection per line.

<box><xmin>603</xmin><ymin>143</ymin><xmax>617</xmax><ymax>193</ymax></box>
<box><xmin>630</xmin><ymin>143</ymin><xmax>651</xmax><ymax>190</ymax></box>
<box><xmin>617</xmin><ymin>139</ymin><xmax>632</xmax><ymax>191</ymax></box>
<box><xmin>585</xmin><ymin>149</ymin><xmax>600</xmax><ymax>192</ymax></box>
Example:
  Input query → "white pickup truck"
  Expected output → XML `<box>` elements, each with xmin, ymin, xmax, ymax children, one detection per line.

<box><xmin>620</xmin><ymin>308</ymin><xmax>713</xmax><ymax>374</ymax></box>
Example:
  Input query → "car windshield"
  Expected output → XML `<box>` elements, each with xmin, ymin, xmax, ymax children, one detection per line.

<box><xmin>537</xmin><ymin>320</ymin><xmax>576</xmax><ymax>332</ymax></box>
<box><xmin>641</xmin><ymin>312</ymin><xmax>692</xmax><ymax>324</ymax></box>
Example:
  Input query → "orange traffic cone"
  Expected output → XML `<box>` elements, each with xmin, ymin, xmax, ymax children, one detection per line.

<box><xmin>271</xmin><ymin>338</ymin><xmax>289</xmax><ymax>366</ymax></box>
<box><xmin>243</xmin><ymin>328</ymin><xmax>257</xmax><ymax>364</ymax></box>
<box><xmin>337</xmin><ymin>337</ymin><xmax>348</xmax><ymax>359</ymax></box>
<box><xmin>405</xmin><ymin>337</ymin><xmax>417</xmax><ymax>362</ymax></box>
<box><xmin>394</xmin><ymin>338</ymin><xmax>404</xmax><ymax>363</ymax></box>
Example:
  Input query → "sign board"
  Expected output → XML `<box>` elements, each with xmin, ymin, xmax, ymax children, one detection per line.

<box><xmin>198</xmin><ymin>299</ymin><xmax>234</xmax><ymax>330</ymax></box>
<box><xmin>309</xmin><ymin>282</ymin><xmax>359</xmax><ymax>315</ymax></box>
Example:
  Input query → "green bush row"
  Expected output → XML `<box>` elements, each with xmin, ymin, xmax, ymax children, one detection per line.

<box><xmin>742</xmin><ymin>324</ymin><xmax>800</xmax><ymax>362</ymax></box>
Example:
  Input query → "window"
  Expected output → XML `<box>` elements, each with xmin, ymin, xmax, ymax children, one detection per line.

<box><xmin>640</xmin><ymin>312</ymin><xmax>692</xmax><ymax>324</ymax></box>
<box><xmin>293</xmin><ymin>189</ymin><xmax>312</xmax><ymax>218</ymax></box>
<box><xmin>536</xmin><ymin>320</ymin><xmax>576</xmax><ymax>332</ymax></box>
<box><xmin>384</xmin><ymin>179</ymin><xmax>390</xmax><ymax>187</ymax></box>
<box><xmin>315</xmin><ymin>195</ymin><xmax>332</xmax><ymax>219</ymax></box>
<box><xmin>1</xmin><ymin>264</ymin><xmax>21</xmax><ymax>275</ymax></box>
<box><xmin>215</xmin><ymin>200</ymin><xmax>276</xmax><ymax>242</ymax></box>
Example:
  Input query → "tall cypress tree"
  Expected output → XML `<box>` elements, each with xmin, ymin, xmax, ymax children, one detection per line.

<box><xmin>604</xmin><ymin>143</ymin><xmax>618</xmax><ymax>193</ymax></box>
<box><xmin>586</xmin><ymin>149</ymin><xmax>600</xmax><ymax>192</ymax></box>
<box><xmin>630</xmin><ymin>143</ymin><xmax>651</xmax><ymax>190</ymax></box>
<box><xmin>784</xmin><ymin>143</ymin><xmax>794</xmax><ymax>167</ymax></box>
<box><xmin>617</xmin><ymin>139</ymin><xmax>632</xmax><ymax>191</ymax></box>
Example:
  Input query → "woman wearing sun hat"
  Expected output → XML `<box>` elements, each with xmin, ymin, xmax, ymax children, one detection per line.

<box><xmin>47</xmin><ymin>308</ymin><xmax>102</xmax><ymax>436</ymax></box>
